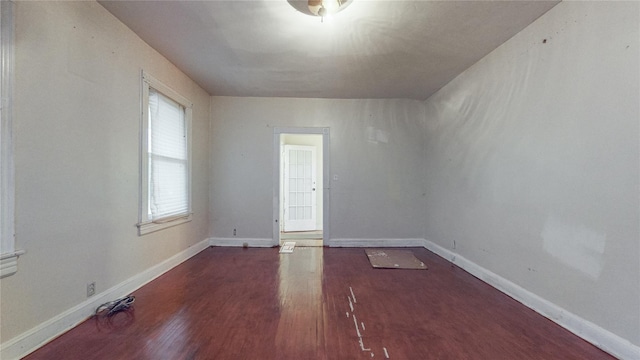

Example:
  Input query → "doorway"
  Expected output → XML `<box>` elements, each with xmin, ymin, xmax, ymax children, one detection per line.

<box><xmin>273</xmin><ymin>127</ymin><xmax>330</xmax><ymax>247</ymax></box>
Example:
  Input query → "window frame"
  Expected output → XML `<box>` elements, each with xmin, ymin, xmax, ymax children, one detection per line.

<box><xmin>137</xmin><ymin>71</ymin><xmax>193</xmax><ymax>236</ymax></box>
<box><xmin>0</xmin><ymin>0</ymin><xmax>23</xmax><ymax>278</ymax></box>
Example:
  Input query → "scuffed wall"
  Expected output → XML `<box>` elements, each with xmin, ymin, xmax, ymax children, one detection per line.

<box><xmin>0</xmin><ymin>1</ymin><xmax>210</xmax><ymax>344</ymax></box>
<box><xmin>422</xmin><ymin>1</ymin><xmax>639</xmax><ymax>347</ymax></box>
<box><xmin>210</xmin><ymin>97</ymin><xmax>425</xmax><ymax>241</ymax></box>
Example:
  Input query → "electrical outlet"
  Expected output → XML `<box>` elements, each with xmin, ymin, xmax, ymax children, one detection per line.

<box><xmin>87</xmin><ymin>282</ymin><xmax>96</xmax><ymax>297</ymax></box>
<box><xmin>233</xmin><ymin>228</ymin><xmax>237</xmax><ymax>236</ymax></box>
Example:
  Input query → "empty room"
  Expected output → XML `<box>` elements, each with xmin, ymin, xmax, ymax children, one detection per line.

<box><xmin>0</xmin><ymin>0</ymin><xmax>638</xmax><ymax>359</ymax></box>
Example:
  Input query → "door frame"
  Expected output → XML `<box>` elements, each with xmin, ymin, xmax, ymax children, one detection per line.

<box><xmin>273</xmin><ymin>127</ymin><xmax>330</xmax><ymax>246</ymax></box>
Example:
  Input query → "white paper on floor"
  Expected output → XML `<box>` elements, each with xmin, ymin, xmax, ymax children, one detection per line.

<box><xmin>279</xmin><ymin>241</ymin><xmax>296</xmax><ymax>253</ymax></box>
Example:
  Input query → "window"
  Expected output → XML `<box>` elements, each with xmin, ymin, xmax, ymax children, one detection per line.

<box><xmin>138</xmin><ymin>71</ymin><xmax>192</xmax><ymax>235</ymax></box>
<box><xmin>0</xmin><ymin>0</ymin><xmax>23</xmax><ymax>277</ymax></box>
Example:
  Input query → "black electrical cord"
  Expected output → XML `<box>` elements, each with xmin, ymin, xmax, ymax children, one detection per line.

<box><xmin>95</xmin><ymin>295</ymin><xmax>135</xmax><ymax>317</ymax></box>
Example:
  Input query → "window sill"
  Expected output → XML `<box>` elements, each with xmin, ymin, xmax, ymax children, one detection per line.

<box><xmin>137</xmin><ymin>214</ymin><xmax>192</xmax><ymax>236</ymax></box>
<box><xmin>0</xmin><ymin>249</ymin><xmax>25</xmax><ymax>278</ymax></box>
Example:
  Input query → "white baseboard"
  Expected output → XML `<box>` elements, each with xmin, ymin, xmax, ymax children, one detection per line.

<box><xmin>210</xmin><ymin>237</ymin><xmax>425</xmax><ymax>248</ymax></box>
<box><xmin>328</xmin><ymin>238</ymin><xmax>426</xmax><ymax>248</ymax></box>
<box><xmin>209</xmin><ymin>237</ymin><xmax>276</xmax><ymax>247</ymax></box>
<box><xmin>422</xmin><ymin>239</ymin><xmax>640</xmax><ymax>360</ymax></box>
<box><xmin>0</xmin><ymin>238</ymin><xmax>210</xmax><ymax>360</ymax></box>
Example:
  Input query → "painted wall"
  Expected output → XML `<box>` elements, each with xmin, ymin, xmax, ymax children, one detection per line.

<box><xmin>210</xmin><ymin>97</ymin><xmax>425</xmax><ymax>242</ymax></box>
<box><xmin>422</xmin><ymin>1</ymin><xmax>639</xmax><ymax>347</ymax></box>
<box><xmin>0</xmin><ymin>1</ymin><xmax>210</xmax><ymax>343</ymax></box>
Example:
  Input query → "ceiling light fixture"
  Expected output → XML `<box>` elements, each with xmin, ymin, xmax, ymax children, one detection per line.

<box><xmin>287</xmin><ymin>0</ymin><xmax>354</xmax><ymax>22</ymax></box>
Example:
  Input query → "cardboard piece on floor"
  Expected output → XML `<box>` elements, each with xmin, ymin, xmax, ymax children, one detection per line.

<box><xmin>364</xmin><ymin>249</ymin><xmax>427</xmax><ymax>270</ymax></box>
<box><xmin>279</xmin><ymin>241</ymin><xmax>296</xmax><ymax>253</ymax></box>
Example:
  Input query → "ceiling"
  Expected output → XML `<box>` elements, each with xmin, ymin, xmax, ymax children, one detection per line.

<box><xmin>98</xmin><ymin>0</ymin><xmax>560</xmax><ymax>100</ymax></box>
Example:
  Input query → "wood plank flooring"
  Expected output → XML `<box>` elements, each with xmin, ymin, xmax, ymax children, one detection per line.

<box><xmin>24</xmin><ymin>247</ymin><xmax>614</xmax><ymax>359</ymax></box>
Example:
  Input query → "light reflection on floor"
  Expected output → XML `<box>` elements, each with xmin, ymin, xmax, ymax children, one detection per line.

<box><xmin>275</xmin><ymin>247</ymin><xmax>325</xmax><ymax>357</ymax></box>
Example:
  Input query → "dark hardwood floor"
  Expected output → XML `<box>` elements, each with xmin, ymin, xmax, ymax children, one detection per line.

<box><xmin>25</xmin><ymin>247</ymin><xmax>614</xmax><ymax>359</ymax></box>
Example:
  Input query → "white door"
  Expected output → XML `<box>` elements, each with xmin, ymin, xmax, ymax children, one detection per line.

<box><xmin>283</xmin><ymin>145</ymin><xmax>317</xmax><ymax>232</ymax></box>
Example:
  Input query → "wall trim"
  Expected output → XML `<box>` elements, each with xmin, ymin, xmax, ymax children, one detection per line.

<box><xmin>209</xmin><ymin>237</ymin><xmax>276</xmax><ymax>248</ymax></box>
<box><xmin>1</xmin><ymin>0</ymin><xmax>19</xmax><ymax>279</ymax></box>
<box><xmin>422</xmin><ymin>238</ymin><xmax>640</xmax><ymax>360</ymax></box>
<box><xmin>0</xmin><ymin>238</ymin><xmax>210</xmax><ymax>360</ymax></box>
<box><xmin>328</xmin><ymin>238</ymin><xmax>426</xmax><ymax>248</ymax></box>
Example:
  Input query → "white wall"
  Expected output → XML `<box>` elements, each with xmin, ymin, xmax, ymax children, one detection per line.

<box><xmin>0</xmin><ymin>0</ymin><xmax>210</xmax><ymax>346</ymax></box>
<box><xmin>210</xmin><ymin>97</ymin><xmax>425</xmax><ymax>242</ymax></box>
<box><xmin>422</xmin><ymin>1</ymin><xmax>639</xmax><ymax>349</ymax></box>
